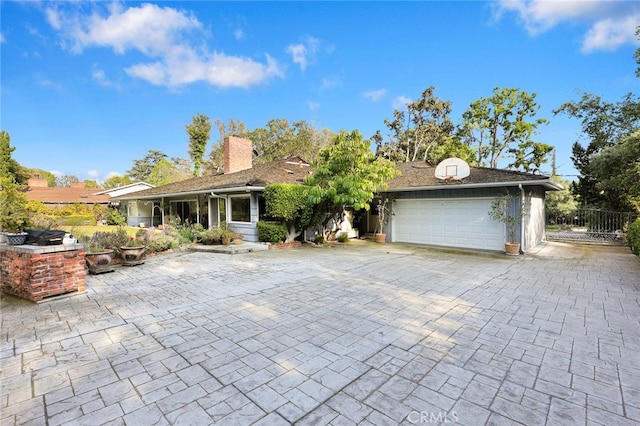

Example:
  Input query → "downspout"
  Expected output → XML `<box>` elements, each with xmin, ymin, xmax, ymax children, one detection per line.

<box><xmin>519</xmin><ymin>184</ymin><xmax>525</xmax><ymax>253</ymax></box>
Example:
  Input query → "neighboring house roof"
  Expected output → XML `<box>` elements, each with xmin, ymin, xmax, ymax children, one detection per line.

<box><xmin>117</xmin><ymin>158</ymin><xmax>313</xmax><ymax>200</ymax></box>
<box><xmin>24</xmin><ymin>186</ymin><xmax>112</xmax><ymax>204</ymax></box>
<box><xmin>386</xmin><ymin>161</ymin><xmax>563</xmax><ymax>192</ymax></box>
<box><xmin>94</xmin><ymin>182</ymin><xmax>155</xmax><ymax>197</ymax></box>
<box><xmin>24</xmin><ymin>181</ymin><xmax>155</xmax><ymax>205</ymax></box>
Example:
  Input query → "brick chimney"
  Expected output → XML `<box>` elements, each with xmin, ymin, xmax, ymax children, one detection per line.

<box><xmin>28</xmin><ymin>177</ymin><xmax>48</xmax><ymax>188</ymax></box>
<box><xmin>224</xmin><ymin>136</ymin><xmax>253</xmax><ymax>174</ymax></box>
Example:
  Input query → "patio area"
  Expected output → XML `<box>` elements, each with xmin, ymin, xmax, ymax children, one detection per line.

<box><xmin>1</xmin><ymin>240</ymin><xmax>639</xmax><ymax>425</ymax></box>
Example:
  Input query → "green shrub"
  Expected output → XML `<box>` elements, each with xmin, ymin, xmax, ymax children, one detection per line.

<box><xmin>105</xmin><ymin>209</ymin><xmax>126</xmax><ymax>226</ymax></box>
<box><xmin>628</xmin><ymin>218</ymin><xmax>640</xmax><ymax>256</ymax></box>
<box><xmin>199</xmin><ymin>228</ymin><xmax>223</xmax><ymax>245</ymax></box>
<box><xmin>92</xmin><ymin>227</ymin><xmax>130</xmax><ymax>255</ymax></box>
<box><xmin>256</xmin><ymin>221</ymin><xmax>286</xmax><ymax>243</ymax></box>
<box><xmin>337</xmin><ymin>233</ymin><xmax>349</xmax><ymax>243</ymax></box>
<box><xmin>146</xmin><ymin>235</ymin><xmax>177</xmax><ymax>253</ymax></box>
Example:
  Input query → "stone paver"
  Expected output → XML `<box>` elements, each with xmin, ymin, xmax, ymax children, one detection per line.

<box><xmin>1</xmin><ymin>240</ymin><xmax>639</xmax><ymax>425</ymax></box>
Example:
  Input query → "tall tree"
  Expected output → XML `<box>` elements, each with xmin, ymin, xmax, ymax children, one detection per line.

<box><xmin>554</xmin><ymin>92</ymin><xmax>640</xmax><ymax>209</ymax></box>
<box><xmin>374</xmin><ymin>86</ymin><xmax>455</xmax><ymax>164</ymax></box>
<box><xmin>127</xmin><ymin>150</ymin><xmax>168</xmax><ymax>181</ymax></box>
<box><xmin>545</xmin><ymin>175</ymin><xmax>578</xmax><ymax>218</ymax></box>
<box><xmin>103</xmin><ymin>175</ymin><xmax>133</xmax><ymax>189</ymax></box>
<box><xmin>588</xmin><ymin>130</ymin><xmax>640</xmax><ymax>211</ymax></box>
<box><xmin>0</xmin><ymin>131</ymin><xmax>31</xmax><ymax>232</ymax></box>
<box><xmin>147</xmin><ymin>158</ymin><xmax>191</xmax><ymax>186</ymax></box>
<box><xmin>248</xmin><ymin>118</ymin><xmax>333</xmax><ymax>164</ymax></box>
<box><xmin>55</xmin><ymin>175</ymin><xmax>80</xmax><ymax>188</ymax></box>
<box><xmin>305</xmin><ymin>130</ymin><xmax>398</xmax><ymax>239</ymax></box>
<box><xmin>186</xmin><ymin>113</ymin><xmax>211</xmax><ymax>177</ymax></box>
<box><xmin>0</xmin><ymin>131</ymin><xmax>30</xmax><ymax>186</ymax></box>
<box><xmin>460</xmin><ymin>87</ymin><xmax>551</xmax><ymax>171</ymax></box>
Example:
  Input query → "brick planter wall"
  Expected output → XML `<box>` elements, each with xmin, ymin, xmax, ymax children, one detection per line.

<box><xmin>0</xmin><ymin>244</ymin><xmax>86</xmax><ymax>302</ymax></box>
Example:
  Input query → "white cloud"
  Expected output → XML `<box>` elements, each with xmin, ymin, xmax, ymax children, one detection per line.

<box><xmin>307</xmin><ymin>101</ymin><xmax>320</xmax><ymax>112</ymax></box>
<box><xmin>0</xmin><ymin>33</ymin><xmax>5</xmax><ymax>44</ymax></box>
<box><xmin>92</xmin><ymin>65</ymin><xmax>117</xmax><ymax>87</ymax></box>
<box><xmin>87</xmin><ymin>170</ymin><xmax>99</xmax><ymax>179</ymax></box>
<box><xmin>234</xmin><ymin>28</ymin><xmax>244</xmax><ymax>41</ymax></box>
<box><xmin>319</xmin><ymin>77</ymin><xmax>339</xmax><ymax>91</ymax></box>
<box><xmin>39</xmin><ymin>78</ymin><xmax>63</xmax><ymax>92</ymax></box>
<box><xmin>45</xmin><ymin>3</ymin><xmax>284</xmax><ymax>88</ymax></box>
<box><xmin>392</xmin><ymin>96</ymin><xmax>412</xmax><ymax>110</ymax></box>
<box><xmin>363</xmin><ymin>89</ymin><xmax>387</xmax><ymax>102</ymax></box>
<box><xmin>286</xmin><ymin>36</ymin><xmax>320</xmax><ymax>71</ymax></box>
<box><xmin>582</xmin><ymin>14</ymin><xmax>640</xmax><ymax>53</ymax></box>
<box><xmin>493</xmin><ymin>0</ymin><xmax>640</xmax><ymax>53</ymax></box>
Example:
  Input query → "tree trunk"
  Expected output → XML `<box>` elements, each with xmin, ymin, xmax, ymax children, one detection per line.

<box><xmin>284</xmin><ymin>222</ymin><xmax>301</xmax><ymax>243</ymax></box>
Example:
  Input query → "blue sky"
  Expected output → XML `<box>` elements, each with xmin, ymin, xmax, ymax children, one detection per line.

<box><xmin>2</xmin><ymin>1</ymin><xmax>639</xmax><ymax>183</ymax></box>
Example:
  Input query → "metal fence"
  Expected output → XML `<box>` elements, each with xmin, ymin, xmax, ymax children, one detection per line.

<box><xmin>546</xmin><ymin>209</ymin><xmax>636</xmax><ymax>244</ymax></box>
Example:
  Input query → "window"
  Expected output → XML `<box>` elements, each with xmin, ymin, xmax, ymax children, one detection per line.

<box><xmin>230</xmin><ymin>196</ymin><xmax>250</xmax><ymax>222</ymax></box>
<box><xmin>258</xmin><ymin>194</ymin><xmax>267</xmax><ymax>221</ymax></box>
<box><xmin>218</xmin><ymin>198</ymin><xmax>226</xmax><ymax>223</ymax></box>
<box><xmin>171</xmin><ymin>200</ymin><xmax>196</xmax><ymax>223</ymax></box>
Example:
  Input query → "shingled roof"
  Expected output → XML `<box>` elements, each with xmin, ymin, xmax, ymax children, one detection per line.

<box><xmin>117</xmin><ymin>158</ymin><xmax>314</xmax><ymax>200</ymax></box>
<box><xmin>24</xmin><ymin>186</ymin><xmax>111</xmax><ymax>204</ymax></box>
<box><xmin>386</xmin><ymin>161</ymin><xmax>562</xmax><ymax>191</ymax></box>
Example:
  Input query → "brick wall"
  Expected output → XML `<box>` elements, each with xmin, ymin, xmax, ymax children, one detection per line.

<box><xmin>224</xmin><ymin>136</ymin><xmax>253</xmax><ymax>174</ymax></box>
<box><xmin>0</xmin><ymin>245</ymin><xmax>86</xmax><ymax>302</ymax></box>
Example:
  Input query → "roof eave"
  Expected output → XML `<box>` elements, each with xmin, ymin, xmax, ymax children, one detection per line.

<box><xmin>384</xmin><ymin>179</ymin><xmax>563</xmax><ymax>193</ymax></box>
<box><xmin>116</xmin><ymin>185</ymin><xmax>265</xmax><ymax>200</ymax></box>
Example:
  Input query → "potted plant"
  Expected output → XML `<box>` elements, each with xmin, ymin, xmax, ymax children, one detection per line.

<box><xmin>0</xmin><ymin>176</ymin><xmax>31</xmax><ymax>245</ymax></box>
<box><xmin>84</xmin><ymin>241</ymin><xmax>116</xmax><ymax>274</ymax></box>
<box><xmin>199</xmin><ymin>227</ymin><xmax>223</xmax><ymax>245</ymax></box>
<box><xmin>220</xmin><ymin>229</ymin><xmax>233</xmax><ymax>245</ymax></box>
<box><xmin>374</xmin><ymin>198</ymin><xmax>390</xmax><ymax>243</ymax></box>
<box><xmin>120</xmin><ymin>235</ymin><xmax>147</xmax><ymax>266</ymax></box>
<box><xmin>232</xmin><ymin>232</ymin><xmax>244</xmax><ymax>245</ymax></box>
<box><xmin>488</xmin><ymin>192</ymin><xmax>524</xmax><ymax>256</ymax></box>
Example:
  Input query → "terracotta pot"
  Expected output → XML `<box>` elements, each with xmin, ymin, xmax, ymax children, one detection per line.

<box><xmin>374</xmin><ymin>233</ymin><xmax>386</xmax><ymax>243</ymax></box>
<box><xmin>120</xmin><ymin>246</ymin><xmax>147</xmax><ymax>266</ymax></box>
<box><xmin>85</xmin><ymin>249</ymin><xmax>116</xmax><ymax>274</ymax></box>
<box><xmin>505</xmin><ymin>242</ymin><xmax>521</xmax><ymax>256</ymax></box>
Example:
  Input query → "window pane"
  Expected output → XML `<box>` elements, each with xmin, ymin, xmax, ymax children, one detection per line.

<box><xmin>231</xmin><ymin>197</ymin><xmax>250</xmax><ymax>222</ymax></box>
<box><xmin>219</xmin><ymin>199</ymin><xmax>226</xmax><ymax>223</ymax></box>
<box><xmin>258</xmin><ymin>195</ymin><xmax>267</xmax><ymax>221</ymax></box>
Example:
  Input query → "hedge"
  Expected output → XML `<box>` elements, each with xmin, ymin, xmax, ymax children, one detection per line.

<box><xmin>256</xmin><ymin>221</ymin><xmax>286</xmax><ymax>244</ymax></box>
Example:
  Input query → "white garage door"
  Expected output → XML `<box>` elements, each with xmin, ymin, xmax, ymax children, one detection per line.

<box><xmin>392</xmin><ymin>198</ymin><xmax>505</xmax><ymax>251</ymax></box>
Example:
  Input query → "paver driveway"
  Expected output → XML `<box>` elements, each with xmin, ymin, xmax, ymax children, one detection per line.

<box><xmin>1</xmin><ymin>241</ymin><xmax>639</xmax><ymax>425</ymax></box>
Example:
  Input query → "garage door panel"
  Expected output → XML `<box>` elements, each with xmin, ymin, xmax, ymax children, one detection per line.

<box><xmin>393</xmin><ymin>198</ymin><xmax>504</xmax><ymax>251</ymax></box>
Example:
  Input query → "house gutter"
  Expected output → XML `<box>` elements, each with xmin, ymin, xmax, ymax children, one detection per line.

<box><xmin>382</xmin><ymin>179</ymin><xmax>563</xmax><ymax>193</ymax></box>
<box><xmin>116</xmin><ymin>186</ymin><xmax>265</xmax><ymax>201</ymax></box>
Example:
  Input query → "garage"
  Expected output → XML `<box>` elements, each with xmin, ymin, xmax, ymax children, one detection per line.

<box><xmin>392</xmin><ymin>198</ymin><xmax>505</xmax><ymax>251</ymax></box>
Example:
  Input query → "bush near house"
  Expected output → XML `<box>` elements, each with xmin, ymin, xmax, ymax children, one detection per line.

<box><xmin>628</xmin><ymin>218</ymin><xmax>640</xmax><ymax>256</ymax></box>
<box><xmin>257</xmin><ymin>221</ymin><xmax>286</xmax><ymax>244</ymax></box>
